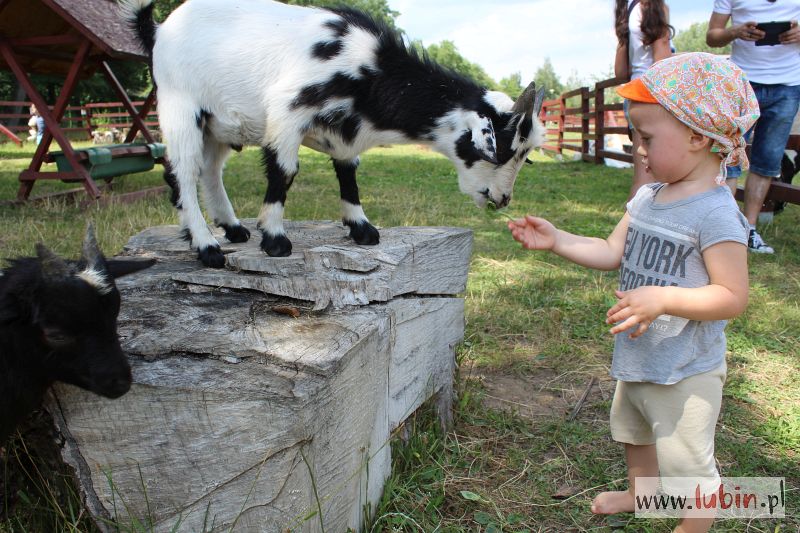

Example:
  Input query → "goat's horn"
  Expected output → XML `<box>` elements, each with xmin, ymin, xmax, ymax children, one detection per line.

<box><xmin>36</xmin><ymin>244</ymin><xmax>70</xmax><ymax>280</ymax></box>
<box><xmin>82</xmin><ymin>222</ymin><xmax>106</xmax><ymax>272</ymax></box>
<box><xmin>511</xmin><ymin>81</ymin><xmax>538</xmax><ymax>116</ymax></box>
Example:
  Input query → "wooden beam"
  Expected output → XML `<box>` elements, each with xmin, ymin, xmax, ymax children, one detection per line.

<box><xmin>100</xmin><ymin>61</ymin><xmax>156</xmax><ymax>144</ymax></box>
<box><xmin>0</xmin><ymin>122</ymin><xmax>22</xmax><ymax>146</ymax></box>
<box><xmin>124</xmin><ymin>88</ymin><xmax>157</xmax><ymax>143</ymax></box>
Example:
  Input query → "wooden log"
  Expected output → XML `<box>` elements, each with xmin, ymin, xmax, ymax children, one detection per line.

<box><xmin>44</xmin><ymin>222</ymin><xmax>470</xmax><ymax>532</ymax></box>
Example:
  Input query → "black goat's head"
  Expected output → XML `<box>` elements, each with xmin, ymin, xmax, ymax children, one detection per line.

<box><xmin>9</xmin><ymin>225</ymin><xmax>154</xmax><ymax>399</ymax></box>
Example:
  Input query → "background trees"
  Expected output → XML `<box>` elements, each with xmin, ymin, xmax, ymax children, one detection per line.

<box><xmin>0</xmin><ymin>3</ymin><xmax>728</xmax><ymax>106</ymax></box>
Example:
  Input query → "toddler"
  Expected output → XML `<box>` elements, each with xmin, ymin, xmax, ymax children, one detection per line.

<box><xmin>509</xmin><ymin>52</ymin><xmax>758</xmax><ymax>533</ymax></box>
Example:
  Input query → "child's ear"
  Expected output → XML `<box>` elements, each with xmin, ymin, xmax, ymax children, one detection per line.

<box><xmin>688</xmin><ymin>132</ymin><xmax>712</xmax><ymax>151</ymax></box>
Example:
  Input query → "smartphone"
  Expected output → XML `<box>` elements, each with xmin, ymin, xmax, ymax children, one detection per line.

<box><xmin>755</xmin><ymin>21</ymin><xmax>792</xmax><ymax>46</ymax></box>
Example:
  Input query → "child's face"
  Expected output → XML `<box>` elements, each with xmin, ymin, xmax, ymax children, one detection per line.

<box><xmin>629</xmin><ymin>102</ymin><xmax>698</xmax><ymax>183</ymax></box>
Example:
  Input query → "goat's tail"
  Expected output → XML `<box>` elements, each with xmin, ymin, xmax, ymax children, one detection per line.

<box><xmin>119</xmin><ymin>0</ymin><xmax>157</xmax><ymax>56</ymax></box>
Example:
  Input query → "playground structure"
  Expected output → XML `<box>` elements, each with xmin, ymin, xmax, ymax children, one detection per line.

<box><xmin>0</xmin><ymin>0</ymin><xmax>163</xmax><ymax>202</ymax></box>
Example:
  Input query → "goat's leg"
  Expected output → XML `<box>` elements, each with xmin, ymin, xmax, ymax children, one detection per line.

<box><xmin>200</xmin><ymin>140</ymin><xmax>250</xmax><ymax>243</ymax></box>
<box><xmin>160</xmin><ymin>98</ymin><xmax>225</xmax><ymax>267</ymax></box>
<box><xmin>334</xmin><ymin>158</ymin><xmax>379</xmax><ymax>245</ymax></box>
<box><xmin>256</xmin><ymin>145</ymin><xmax>298</xmax><ymax>257</ymax></box>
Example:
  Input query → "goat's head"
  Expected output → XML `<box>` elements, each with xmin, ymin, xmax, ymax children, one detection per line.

<box><xmin>437</xmin><ymin>82</ymin><xmax>546</xmax><ymax>209</ymax></box>
<box><xmin>26</xmin><ymin>226</ymin><xmax>154</xmax><ymax>398</ymax></box>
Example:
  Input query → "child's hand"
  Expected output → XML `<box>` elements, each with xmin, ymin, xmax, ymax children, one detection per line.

<box><xmin>507</xmin><ymin>215</ymin><xmax>557</xmax><ymax>251</ymax></box>
<box><xmin>606</xmin><ymin>287</ymin><xmax>666</xmax><ymax>338</ymax></box>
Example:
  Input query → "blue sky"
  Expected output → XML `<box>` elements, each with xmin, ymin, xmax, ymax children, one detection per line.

<box><xmin>389</xmin><ymin>0</ymin><xmax>712</xmax><ymax>85</ymax></box>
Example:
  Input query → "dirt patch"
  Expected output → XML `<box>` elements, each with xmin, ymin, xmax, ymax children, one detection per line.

<box><xmin>463</xmin><ymin>364</ymin><xmax>613</xmax><ymax>422</ymax></box>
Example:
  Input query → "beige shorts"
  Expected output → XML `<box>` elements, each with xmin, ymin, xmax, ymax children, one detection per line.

<box><xmin>610</xmin><ymin>363</ymin><xmax>726</xmax><ymax>484</ymax></box>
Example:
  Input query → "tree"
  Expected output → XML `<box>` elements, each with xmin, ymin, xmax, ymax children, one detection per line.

<box><xmin>282</xmin><ymin>0</ymin><xmax>399</xmax><ymax>29</ymax></box>
<box><xmin>497</xmin><ymin>73</ymin><xmax>524</xmax><ymax>99</ymax></box>
<box><xmin>533</xmin><ymin>57</ymin><xmax>563</xmax><ymax>100</ymax></box>
<box><xmin>422</xmin><ymin>40</ymin><xmax>497</xmax><ymax>89</ymax></box>
<box><xmin>674</xmin><ymin>21</ymin><xmax>731</xmax><ymax>55</ymax></box>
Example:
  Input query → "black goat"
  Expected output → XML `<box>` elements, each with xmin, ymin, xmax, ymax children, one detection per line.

<box><xmin>0</xmin><ymin>226</ymin><xmax>154</xmax><ymax>443</ymax></box>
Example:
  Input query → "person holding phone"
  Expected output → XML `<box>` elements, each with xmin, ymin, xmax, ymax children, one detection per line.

<box><xmin>614</xmin><ymin>0</ymin><xmax>674</xmax><ymax>200</ymax></box>
<box><xmin>707</xmin><ymin>0</ymin><xmax>800</xmax><ymax>254</ymax></box>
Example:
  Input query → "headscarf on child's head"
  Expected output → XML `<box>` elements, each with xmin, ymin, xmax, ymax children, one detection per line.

<box><xmin>616</xmin><ymin>52</ymin><xmax>761</xmax><ymax>185</ymax></box>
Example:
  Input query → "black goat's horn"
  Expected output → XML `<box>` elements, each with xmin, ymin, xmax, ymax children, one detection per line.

<box><xmin>36</xmin><ymin>244</ymin><xmax>70</xmax><ymax>280</ymax></box>
<box><xmin>81</xmin><ymin>222</ymin><xmax>106</xmax><ymax>273</ymax></box>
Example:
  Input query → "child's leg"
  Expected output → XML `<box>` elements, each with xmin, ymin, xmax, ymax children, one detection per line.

<box><xmin>591</xmin><ymin>443</ymin><xmax>658</xmax><ymax>514</ymax></box>
<box><xmin>593</xmin><ymin>380</ymin><xmax>659</xmax><ymax>514</ymax></box>
<box><xmin>647</xmin><ymin>364</ymin><xmax>726</xmax><ymax>533</ymax></box>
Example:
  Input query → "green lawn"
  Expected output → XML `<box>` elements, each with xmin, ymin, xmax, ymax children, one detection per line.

<box><xmin>1</xmin><ymin>142</ymin><xmax>797</xmax><ymax>532</ymax></box>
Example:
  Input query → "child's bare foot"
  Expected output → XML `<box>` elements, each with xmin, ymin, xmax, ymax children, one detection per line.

<box><xmin>591</xmin><ymin>490</ymin><xmax>635</xmax><ymax>514</ymax></box>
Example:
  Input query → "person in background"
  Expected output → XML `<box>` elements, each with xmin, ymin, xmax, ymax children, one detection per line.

<box><xmin>614</xmin><ymin>0</ymin><xmax>674</xmax><ymax>199</ymax></box>
<box><xmin>707</xmin><ymin>0</ymin><xmax>800</xmax><ymax>254</ymax></box>
<box><xmin>29</xmin><ymin>104</ymin><xmax>45</xmax><ymax>145</ymax></box>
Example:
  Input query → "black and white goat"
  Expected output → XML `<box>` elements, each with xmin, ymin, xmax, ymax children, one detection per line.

<box><xmin>0</xmin><ymin>227</ymin><xmax>154</xmax><ymax>443</ymax></box>
<box><xmin>121</xmin><ymin>0</ymin><xmax>546</xmax><ymax>268</ymax></box>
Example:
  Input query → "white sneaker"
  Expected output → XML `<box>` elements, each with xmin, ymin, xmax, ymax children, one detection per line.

<box><xmin>748</xmin><ymin>229</ymin><xmax>774</xmax><ymax>254</ymax></box>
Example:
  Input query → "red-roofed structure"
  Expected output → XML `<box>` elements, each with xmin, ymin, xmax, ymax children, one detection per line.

<box><xmin>0</xmin><ymin>0</ymin><xmax>161</xmax><ymax>201</ymax></box>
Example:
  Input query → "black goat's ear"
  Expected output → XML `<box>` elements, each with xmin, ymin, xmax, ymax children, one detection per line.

<box><xmin>82</xmin><ymin>222</ymin><xmax>107</xmax><ymax>273</ymax></box>
<box><xmin>106</xmin><ymin>258</ymin><xmax>156</xmax><ymax>279</ymax></box>
<box><xmin>36</xmin><ymin>244</ymin><xmax>70</xmax><ymax>281</ymax></box>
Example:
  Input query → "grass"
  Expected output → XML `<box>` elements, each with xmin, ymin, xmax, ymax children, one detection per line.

<box><xmin>0</xmin><ymin>141</ymin><xmax>798</xmax><ymax>532</ymax></box>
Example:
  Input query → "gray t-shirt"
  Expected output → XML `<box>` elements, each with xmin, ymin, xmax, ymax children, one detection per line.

<box><xmin>611</xmin><ymin>184</ymin><xmax>748</xmax><ymax>385</ymax></box>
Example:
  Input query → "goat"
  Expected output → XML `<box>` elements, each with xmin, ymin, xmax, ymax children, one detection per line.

<box><xmin>0</xmin><ymin>226</ymin><xmax>155</xmax><ymax>443</ymax></box>
<box><xmin>121</xmin><ymin>0</ymin><xmax>546</xmax><ymax>268</ymax></box>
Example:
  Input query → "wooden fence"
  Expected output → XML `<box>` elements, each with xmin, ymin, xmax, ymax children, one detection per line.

<box><xmin>539</xmin><ymin>76</ymin><xmax>633</xmax><ymax>165</ymax></box>
<box><xmin>538</xmin><ymin>76</ymin><xmax>800</xmax><ymax>207</ymax></box>
<box><xmin>0</xmin><ymin>100</ymin><xmax>159</xmax><ymax>143</ymax></box>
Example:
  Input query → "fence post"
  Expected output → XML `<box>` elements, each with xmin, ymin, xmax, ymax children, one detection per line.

<box><xmin>594</xmin><ymin>83</ymin><xmax>604</xmax><ymax>165</ymax></box>
<box><xmin>558</xmin><ymin>92</ymin><xmax>566</xmax><ymax>156</ymax></box>
<box><xmin>581</xmin><ymin>87</ymin><xmax>590</xmax><ymax>161</ymax></box>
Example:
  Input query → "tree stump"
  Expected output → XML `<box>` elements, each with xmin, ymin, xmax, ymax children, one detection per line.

<box><xmin>45</xmin><ymin>221</ymin><xmax>472</xmax><ymax>532</ymax></box>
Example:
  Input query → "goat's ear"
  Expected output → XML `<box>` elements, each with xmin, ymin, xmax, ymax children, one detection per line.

<box><xmin>82</xmin><ymin>222</ymin><xmax>108</xmax><ymax>274</ymax></box>
<box><xmin>469</xmin><ymin>115</ymin><xmax>499</xmax><ymax>164</ymax></box>
<box><xmin>106</xmin><ymin>258</ymin><xmax>156</xmax><ymax>279</ymax></box>
<box><xmin>36</xmin><ymin>244</ymin><xmax>70</xmax><ymax>281</ymax></box>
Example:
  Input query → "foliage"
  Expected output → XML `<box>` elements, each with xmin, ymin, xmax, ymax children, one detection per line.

<box><xmin>674</xmin><ymin>21</ymin><xmax>731</xmax><ymax>55</ymax></box>
<box><xmin>282</xmin><ymin>0</ymin><xmax>399</xmax><ymax>29</ymax></box>
<box><xmin>497</xmin><ymin>73</ymin><xmax>525</xmax><ymax>100</ymax></box>
<box><xmin>420</xmin><ymin>40</ymin><xmax>498</xmax><ymax>90</ymax></box>
<box><xmin>533</xmin><ymin>57</ymin><xmax>564</xmax><ymax>100</ymax></box>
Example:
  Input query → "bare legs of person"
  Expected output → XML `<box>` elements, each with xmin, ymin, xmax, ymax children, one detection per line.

<box><xmin>628</xmin><ymin>128</ymin><xmax>656</xmax><ymax>200</ymax></box>
<box><xmin>591</xmin><ymin>444</ymin><xmax>715</xmax><ymax>533</ymax></box>
<box><xmin>742</xmin><ymin>171</ymin><xmax>773</xmax><ymax>226</ymax></box>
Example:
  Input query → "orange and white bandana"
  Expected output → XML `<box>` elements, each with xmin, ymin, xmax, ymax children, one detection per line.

<box><xmin>617</xmin><ymin>52</ymin><xmax>761</xmax><ymax>184</ymax></box>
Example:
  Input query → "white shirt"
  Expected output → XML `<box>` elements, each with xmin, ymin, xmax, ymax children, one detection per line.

<box><xmin>713</xmin><ymin>0</ymin><xmax>800</xmax><ymax>85</ymax></box>
<box><xmin>629</xmin><ymin>0</ymin><xmax>654</xmax><ymax>79</ymax></box>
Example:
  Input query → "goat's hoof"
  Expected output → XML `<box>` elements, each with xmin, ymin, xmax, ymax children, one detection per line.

<box><xmin>345</xmin><ymin>220</ymin><xmax>380</xmax><ymax>245</ymax></box>
<box><xmin>221</xmin><ymin>223</ymin><xmax>251</xmax><ymax>243</ymax></box>
<box><xmin>198</xmin><ymin>245</ymin><xmax>226</xmax><ymax>268</ymax></box>
<box><xmin>261</xmin><ymin>233</ymin><xmax>292</xmax><ymax>257</ymax></box>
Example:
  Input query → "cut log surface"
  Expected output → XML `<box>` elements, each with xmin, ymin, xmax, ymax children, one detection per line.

<box><xmin>47</xmin><ymin>221</ymin><xmax>471</xmax><ymax>532</ymax></box>
<box><xmin>124</xmin><ymin>220</ymin><xmax>473</xmax><ymax>309</ymax></box>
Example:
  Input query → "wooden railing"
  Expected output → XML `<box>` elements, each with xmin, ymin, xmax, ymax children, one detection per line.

<box><xmin>0</xmin><ymin>100</ymin><xmax>159</xmax><ymax>143</ymax></box>
<box><xmin>539</xmin><ymin>77</ymin><xmax>800</xmax><ymax>207</ymax></box>
<box><xmin>539</xmin><ymin>77</ymin><xmax>633</xmax><ymax>165</ymax></box>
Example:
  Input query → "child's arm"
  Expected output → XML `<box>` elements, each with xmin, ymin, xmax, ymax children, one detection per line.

<box><xmin>606</xmin><ymin>241</ymin><xmax>748</xmax><ymax>338</ymax></box>
<box><xmin>508</xmin><ymin>213</ymin><xmax>630</xmax><ymax>271</ymax></box>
